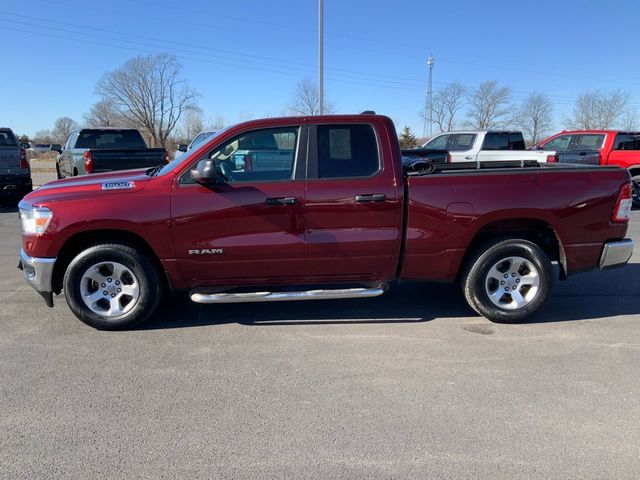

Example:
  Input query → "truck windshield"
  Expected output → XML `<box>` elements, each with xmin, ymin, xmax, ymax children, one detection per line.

<box><xmin>154</xmin><ymin>126</ymin><xmax>231</xmax><ymax>177</ymax></box>
<box><xmin>75</xmin><ymin>130</ymin><xmax>147</xmax><ymax>149</ymax></box>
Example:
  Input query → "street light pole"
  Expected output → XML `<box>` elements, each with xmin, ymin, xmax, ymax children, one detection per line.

<box><xmin>318</xmin><ymin>0</ymin><xmax>324</xmax><ymax>115</ymax></box>
<box><xmin>427</xmin><ymin>56</ymin><xmax>434</xmax><ymax>138</ymax></box>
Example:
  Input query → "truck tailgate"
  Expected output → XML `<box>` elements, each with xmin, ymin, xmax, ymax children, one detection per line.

<box><xmin>0</xmin><ymin>146</ymin><xmax>21</xmax><ymax>171</ymax></box>
<box><xmin>88</xmin><ymin>148</ymin><xmax>167</xmax><ymax>173</ymax></box>
<box><xmin>555</xmin><ymin>150</ymin><xmax>601</xmax><ymax>165</ymax></box>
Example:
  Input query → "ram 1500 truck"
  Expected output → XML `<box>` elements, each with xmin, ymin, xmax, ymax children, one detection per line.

<box><xmin>17</xmin><ymin>114</ymin><xmax>634</xmax><ymax>330</ymax></box>
<box><xmin>424</xmin><ymin>130</ymin><xmax>561</xmax><ymax>163</ymax></box>
<box><xmin>54</xmin><ymin>128</ymin><xmax>169</xmax><ymax>178</ymax></box>
<box><xmin>537</xmin><ymin>130</ymin><xmax>640</xmax><ymax>205</ymax></box>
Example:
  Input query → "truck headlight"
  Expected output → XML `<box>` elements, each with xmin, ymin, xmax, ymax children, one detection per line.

<box><xmin>19</xmin><ymin>202</ymin><xmax>53</xmax><ymax>236</ymax></box>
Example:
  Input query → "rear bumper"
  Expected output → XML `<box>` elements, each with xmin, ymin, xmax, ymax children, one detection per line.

<box><xmin>17</xmin><ymin>249</ymin><xmax>56</xmax><ymax>307</ymax></box>
<box><xmin>599</xmin><ymin>239</ymin><xmax>634</xmax><ymax>270</ymax></box>
<box><xmin>0</xmin><ymin>175</ymin><xmax>32</xmax><ymax>195</ymax></box>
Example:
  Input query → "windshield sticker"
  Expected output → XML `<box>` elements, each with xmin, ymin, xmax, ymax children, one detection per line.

<box><xmin>102</xmin><ymin>181</ymin><xmax>135</xmax><ymax>190</ymax></box>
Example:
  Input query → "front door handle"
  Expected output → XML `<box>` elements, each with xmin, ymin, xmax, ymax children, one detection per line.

<box><xmin>265</xmin><ymin>197</ymin><xmax>296</xmax><ymax>206</ymax></box>
<box><xmin>355</xmin><ymin>194</ymin><xmax>386</xmax><ymax>203</ymax></box>
<box><xmin>464</xmin><ymin>155</ymin><xmax>473</xmax><ymax>160</ymax></box>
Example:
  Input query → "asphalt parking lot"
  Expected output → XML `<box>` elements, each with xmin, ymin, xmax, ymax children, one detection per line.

<box><xmin>1</xmin><ymin>202</ymin><xmax>639</xmax><ymax>479</ymax></box>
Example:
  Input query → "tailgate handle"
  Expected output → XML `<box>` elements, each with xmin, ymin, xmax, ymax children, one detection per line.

<box><xmin>355</xmin><ymin>194</ymin><xmax>386</xmax><ymax>203</ymax></box>
<box><xmin>265</xmin><ymin>197</ymin><xmax>296</xmax><ymax>206</ymax></box>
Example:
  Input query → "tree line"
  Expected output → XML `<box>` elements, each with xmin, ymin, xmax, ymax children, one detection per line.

<box><xmin>415</xmin><ymin>80</ymin><xmax>635</xmax><ymax>146</ymax></box>
<box><xmin>23</xmin><ymin>53</ymin><xmax>637</xmax><ymax>151</ymax></box>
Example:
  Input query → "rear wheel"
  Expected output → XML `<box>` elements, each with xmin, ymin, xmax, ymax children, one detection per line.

<box><xmin>72</xmin><ymin>167</ymin><xmax>78</xmax><ymax>177</ymax></box>
<box><xmin>63</xmin><ymin>243</ymin><xmax>162</xmax><ymax>330</ymax></box>
<box><xmin>462</xmin><ymin>238</ymin><xmax>553</xmax><ymax>323</ymax></box>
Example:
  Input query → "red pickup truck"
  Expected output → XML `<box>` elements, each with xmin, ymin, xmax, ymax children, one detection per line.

<box><xmin>538</xmin><ymin>130</ymin><xmax>640</xmax><ymax>205</ymax></box>
<box><xmin>17</xmin><ymin>114</ymin><xmax>634</xmax><ymax>330</ymax></box>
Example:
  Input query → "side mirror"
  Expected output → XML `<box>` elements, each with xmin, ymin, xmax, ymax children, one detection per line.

<box><xmin>50</xmin><ymin>145</ymin><xmax>62</xmax><ymax>154</ymax></box>
<box><xmin>177</xmin><ymin>144</ymin><xmax>188</xmax><ymax>152</ymax></box>
<box><xmin>190</xmin><ymin>159</ymin><xmax>224</xmax><ymax>185</ymax></box>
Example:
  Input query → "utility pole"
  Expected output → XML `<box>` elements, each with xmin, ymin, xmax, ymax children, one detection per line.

<box><xmin>427</xmin><ymin>55</ymin><xmax>434</xmax><ymax>138</ymax></box>
<box><xmin>318</xmin><ymin>0</ymin><xmax>324</xmax><ymax>115</ymax></box>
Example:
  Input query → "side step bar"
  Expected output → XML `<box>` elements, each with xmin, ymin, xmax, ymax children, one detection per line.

<box><xmin>190</xmin><ymin>284</ymin><xmax>386</xmax><ymax>304</ymax></box>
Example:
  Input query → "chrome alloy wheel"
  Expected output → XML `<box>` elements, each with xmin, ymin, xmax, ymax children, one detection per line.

<box><xmin>79</xmin><ymin>261</ymin><xmax>140</xmax><ymax>318</ymax></box>
<box><xmin>484</xmin><ymin>256</ymin><xmax>540</xmax><ymax>310</ymax></box>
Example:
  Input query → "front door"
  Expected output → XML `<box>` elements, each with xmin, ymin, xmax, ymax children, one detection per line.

<box><xmin>171</xmin><ymin>125</ymin><xmax>307</xmax><ymax>286</ymax></box>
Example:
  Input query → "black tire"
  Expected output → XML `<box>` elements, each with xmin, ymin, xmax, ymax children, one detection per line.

<box><xmin>63</xmin><ymin>243</ymin><xmax>162</xmax><ymax>330</ymax></box>
<box><xmin>72</xmin><ymin>168</ymin><xmax>78</xmax><ymax>177</ymax></box>
<box><xmin>56</xmin><ymin>163</ymin><xmax>64</xmax><ymax>179</ymax></box>
<box><xmin>462</xmin><ymin>238</ymin><xmax>553</xmax><ymax>323</ymax></box>
<box><xmin>631</xmin><ymin>174</ymin><xmax>640</xmax><ymax>208</ymax></box>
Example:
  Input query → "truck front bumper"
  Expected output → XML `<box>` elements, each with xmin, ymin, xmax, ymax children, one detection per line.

<box><xmin>599</xmin><ymin>239</ymin><xmax>634</xmax><ymax>270</ymax></box>
<box><xmin>17</xmin><ymin>249</ymin><xmax>56</xmax><ymax>307</ymax></box>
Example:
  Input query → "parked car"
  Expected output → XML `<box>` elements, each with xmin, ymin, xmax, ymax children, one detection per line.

<box><xmin>0</xmin><ymin>127</ymin><xmax>32</xmax><ymax>202</ymax></box>
<box><xmin>32</xmin><ymin>143</ymin><xmax>52</xmax><ymax>155</ymax></box>
<box><xmin>537</xmin><ymin>130</ymin><xmax>640</xmax><ymax>205</ymax></box>
<box><xmin>18</xmin><ymin>114</ymin><xmax>633</xmax><ymax>330</ymax></box>
<box><xmin>177</xmin><ymin>130</ymin><xmax>218</xmax><ymax>153</ymax></box>
<box><xmin>55</xmin><ymin>128</ymin><xmax>169</xmax><ymax>178</ymax></box>
<box><xmin>424</xmin><ymin>131</ymin><xmax>558</xmax><ymax>163</ymax></box>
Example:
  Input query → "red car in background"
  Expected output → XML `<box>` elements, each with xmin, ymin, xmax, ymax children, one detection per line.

<box><xmin>538</xmin><ymin>130</ymin><xmax>640</xmax><ymax>204</ymax></box>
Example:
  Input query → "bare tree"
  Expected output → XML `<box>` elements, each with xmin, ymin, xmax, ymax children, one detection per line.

<box><xmin>183</xmin><ymin>110</ymin><xmax>205</xmax><ymax>140</ymax></box>
<box><xmin>84</xmin><ymin>98</ymin><xmax>125</xmax><ymax>128</ymax></box>
<box><xmin>33</xmin><ymin>130</ymin><xmax>53</xmax><ymax>143</ymax></box>
<box><xmin>97</xmin><ymin>54</ymin><xmax>200</xmax><ymax>147</ymax></box>
<box><xmin>622</xmin><ymin>109</ymin><xmax>638</xmax><ymax>130</ymax></box>
<box><xmin>421</xmin><ymin>82</ymin><xmax>466</xmax><ymax>133</ymax></box>
<box><xmin>51</xmin><ymin>117</ymin><xmax>79</xmax><ymax>143</ymax></box>
<box><xmin>568</xmin><ymin>90</ymin><xmax>629</xmax><ymax>129</ymax></box>
<box><xmin>517</xmin><ymin>93</ymin><xmax>554</xmax><ymax>146</ymax></box>
<box><xmin>465</xmin><ymin>80</ymin><xmax>513</xmax><ymax>130</ymax></box>
<box><xmin>290</xmin><ymin>78</ymin><xmax>335</xmax><ymax>115</ymax></box>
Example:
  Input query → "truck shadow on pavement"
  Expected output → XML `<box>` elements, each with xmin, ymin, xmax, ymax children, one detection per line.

<box><xmin>140</xmin><ymin>263</ymin><xmax>640</xmax><ymax>330</ymax></box>
<box><xmin>141</xmin><ymin>281</ymin><xmax>469</xmax><ymax>330</ymax></box>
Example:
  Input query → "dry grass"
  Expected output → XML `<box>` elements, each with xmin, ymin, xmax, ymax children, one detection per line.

<box><xmin>29</xmin><ymin>152</ymin><xmax>57</xmax><ymax>174</ymax></box>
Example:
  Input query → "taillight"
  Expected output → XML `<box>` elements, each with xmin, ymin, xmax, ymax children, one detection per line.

<box><xmin>244</xmin><ymin>154</ymin><xmax>253</xmax><ymax>171</ymax></box>
<box><xmin>83</xmin><ymin>150</ymin><xmax>93</xmax><ymax>173</ymax></box>
<box><xmin>163</xmin><ymin>150</ymin><xmax>170</xmax><ymax>164</ymax></box>
<box><xmin>19</xmin><ymin>148</ymin><xmax>29</xmax><ymax>169</ymax></box>
<box><xmin>447</xmin><ymin>153</ymin><xmax>452</xmax><ymax>163</ymax></box>
<box><xmin>546</xmin><ymin>154</ymin><xmax>558</xmax><ymax>163</ymax></box>
<box><xmin>611</xmin><ymin>182</ymin><xmax>632</xmax><ymax>223</ymax></box>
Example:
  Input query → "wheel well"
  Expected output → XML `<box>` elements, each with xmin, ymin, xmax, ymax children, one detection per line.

<box><xmin>628</xmin><ymin>167</ymin><xmax>640</xmax><ymax>178</ymax></box>
<box><xmin>52</xmin><ymin>229</ymin><xmax>169</xmax><ymax>294</ymax></box>
<box><xmin>459</xmin><ymin>219</ymin><xmax>566</xmax><ymax>280</ymax></box>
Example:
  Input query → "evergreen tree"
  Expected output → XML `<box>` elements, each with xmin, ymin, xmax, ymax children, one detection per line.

<box><xmin>399</xmin><ymin>126</ymin><xmax>418</xmax><ymax>149</ymax></box>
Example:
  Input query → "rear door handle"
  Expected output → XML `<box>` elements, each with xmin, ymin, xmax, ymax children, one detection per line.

<box><xmin>355</xmin><ymin>194</ymin><xmax>386</xmax><ymax>203</ymax></box>
<box><xmin>265</xmin><ymin>197</ymin><xmax>296</xmax><ymax>206</ymax></box>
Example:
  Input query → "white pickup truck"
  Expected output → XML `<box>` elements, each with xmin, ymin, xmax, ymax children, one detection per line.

<box><xmin>424</xmin><ymin>131</ymin><xmax>558</xmax><ymax>163</ymax></box>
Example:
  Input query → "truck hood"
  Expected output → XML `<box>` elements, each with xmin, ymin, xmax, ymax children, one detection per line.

<box><xmin>24</xmin><ymin>169</ymin><xmax>153</xmax><ymax>205</ymax></box>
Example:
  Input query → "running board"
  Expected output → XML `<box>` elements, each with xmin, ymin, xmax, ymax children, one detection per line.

<box><xmin>190</xmin><ymin>285</ymin><xmax>386</xmax><ymax>304</ymax></box>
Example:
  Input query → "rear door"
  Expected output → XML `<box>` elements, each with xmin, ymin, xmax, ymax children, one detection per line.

<box><xmin>605</xmin><ymin>133</ymin><xmax>640</xmax><ymax>168</ymax></box>
<box><xmin>303</xmin><ymin>122</ymin><xmax>402</xmax><ymax>281</ymax></box>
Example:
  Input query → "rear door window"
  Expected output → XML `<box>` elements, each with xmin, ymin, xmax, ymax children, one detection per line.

<box><xmin>0</xmin><ymin>131</ymin><xmax>17</xmax><ymax>147</ymax></box>
<box><xmin>572</xmin><ymin>134</ymin><xmax>605</xmax><ymax>150</ymax></box>
<box><xmin>614</xmin><ymin>134</ymin><xmax>640</xmax><ymax>150</ymax></box>
<box><xmin>316</xmin><ymin>124</ymin><xmax>379</xmax><ymax>178</ymax></box>
<box><xmin>482</xmin><ymin>133</ymin><xmax>510</xmax><ymax>150</ymax></box>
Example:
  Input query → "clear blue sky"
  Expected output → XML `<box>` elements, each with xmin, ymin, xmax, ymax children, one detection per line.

<box><xmin>1</xmin><ymin>0</ymin><xmax>639</xmax><ymax>138</ymax></box>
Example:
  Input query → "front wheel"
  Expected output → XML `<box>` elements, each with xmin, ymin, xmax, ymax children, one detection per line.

<box><xmin>56</xmin><ymin>163</ymin><xmax>64</xmax><ymax>179</ymax></box>
<box><xmin>462</xmin><ymin>238</ymin><xmax>553</xmax><ymax>323</ymax></box>
<box><xmin>63</xmin><ymin>243</ymin><xmax>162</xmax><ymax>330</ymax></box>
